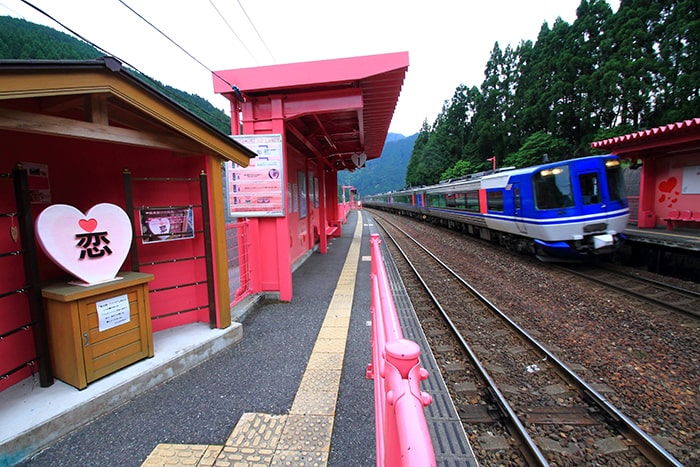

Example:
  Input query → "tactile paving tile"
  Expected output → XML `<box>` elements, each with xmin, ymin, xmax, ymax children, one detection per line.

<box><xmin>141</xmin><ymin>443</ymin><xmax>212</xmax><ymax>466</ymax></box>
<box><xmin>276</xmin><ymin>414</ymin><xmax>333</xmax><ymax>452</ymax></box>
<box><xmin>316</xmin><ymin>325</ymin><xmax>349</xmax><ymax>340</ymax></box>
<box><xmin>305</xmin><ymin>352</ymin><xmax>344</xmax><ymax>370</ymax></box>
<box><xmin>290</xmin><ymin>389</ymin><xmax>338</xmax><ymax>416</ymax></box>
<box><xmin>318</xmin><ymin>315</ymin><xmax>350</xmax><ymax>328</ymax></box>
<box><xmin>271</xmin><ymin>449</ymin><xmax>328</xmax><ymax>466</ymax></box>
<box><xmin>311</xmin><ymin>337</ymin><xmax>347</xmax><ymax>353</ymax></box>
<box><xmin>215</xmin><ymin>445</ymin><xmax>275</xmax><ymax>465</ymax></box>
<box><xmin>225</xmin><ymin>412</ymin><xmax>287</xmax><ymax>449</ymax></box>
<box><xmin>296</xmin><ymin>369</ymin><xmax>342</xmax><ymax>391</ymax></box>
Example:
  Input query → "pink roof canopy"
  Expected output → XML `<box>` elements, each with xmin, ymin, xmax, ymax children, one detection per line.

<box><xmin>213</xmin><ymin>52</ymin><xmax>409</xmax><ymax>170</ymax></box>
<box><xmin>591</xmin><ymin>118</ymin><xmax>700</xmax><ymax>159</ymax></box>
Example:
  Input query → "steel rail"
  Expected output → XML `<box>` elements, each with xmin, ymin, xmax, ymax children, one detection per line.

<box><xmin>555</xmin><ymin>264</ymin><xmax>700</xmax><ymax>320</ymax></box>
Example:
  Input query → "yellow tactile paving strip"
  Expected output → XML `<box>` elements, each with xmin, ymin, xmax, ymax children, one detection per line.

<box><xmin>142</xmin><ymin>213</ymin><xmax>364</xmax><ymax>467</ymax></box>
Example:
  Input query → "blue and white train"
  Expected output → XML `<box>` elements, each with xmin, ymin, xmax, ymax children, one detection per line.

<box><xmin>363</xmin><ymin>154</ymin><xmax>629</xmax><ymax>260</ymax></box>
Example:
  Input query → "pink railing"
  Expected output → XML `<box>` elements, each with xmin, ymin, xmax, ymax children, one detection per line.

<box><xmin>225</xmin><ymin>220</ymin><xmax>251</xmax><ymax>307</ymax></box>
<box><xmin>366</xmin><ymin>234</ymin><xmax>437</xmax><ymax>467</ymax></box>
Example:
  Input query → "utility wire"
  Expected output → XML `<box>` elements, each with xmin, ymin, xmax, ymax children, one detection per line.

<box><xmin>116</xmin><ymin>0</ymin><xmax>236</xmax><ymax>89</ymax></box>
<box><xmin>19</xmin><ymin>0</ymin><xmax>138</xmax><ymax>70</ymax></box>
<box><xmin>208</xmin><ymin>0</ymin><xmax>257</xmax><ymax>64</ymax></box>
<box><xmin>235</xmin><ymin>0</ymin><xmax>276</xmax><ymax>63</ymax></box>
<box><xmin>16</xmin><ymin>0</ymin><xmax>239</xmax><ymax>127</ymax></box>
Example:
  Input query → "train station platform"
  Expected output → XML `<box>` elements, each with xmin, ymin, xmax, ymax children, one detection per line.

<box><xmin>1</xmin><ymin>210</ymin><xmax>475</xmax><ymax>467</ymax></box>
<box><xmin>624</xmin><ymin>224</ymin><xmax>700</xmax><ymax>252</ymax></box>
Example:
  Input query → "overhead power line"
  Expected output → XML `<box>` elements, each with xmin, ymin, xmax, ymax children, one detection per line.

<box><xmin>235</xmin><ymin>0</ymin><xmax>276</xmax><ymax>63</ymax></box>
<box><xmin>19</xmin><ymin>0</ymin><xmax>137</xmax><ymax>70</ymax></box>
<box><xmin>16</xmin><ymin>0</ymin><xmax>241</xmax><ymax>125</ymax></box>
<box><xmin>116</xmin><ymin>0</ymin><xmax>236</xmax><ymax>88</ymax></box>
<box><xmin>208</xmin><ymin>0</ymin><xmax>258</xmax><ymax>64</ymax></box>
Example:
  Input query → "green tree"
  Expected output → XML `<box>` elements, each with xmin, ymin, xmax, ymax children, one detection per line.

<box><xmin>440</xmin><ymin>160</ymin><xmax>479</xmax><ymax>180</ymax></box>
<box><xmin>650</xmin><ymin>0</ymin><xmax>700</xmax><ymax>123</ymax></box>
<box><xmin>503</xmin><ymin>130</ymin><xmax>571</xmax><ymax>168</ymax></box>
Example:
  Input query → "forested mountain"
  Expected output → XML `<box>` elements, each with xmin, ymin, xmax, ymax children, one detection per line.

<box><xmin>338</xmin><ymin>133</ymin><xmax>418</xmax><ymax>196</ymax></box>
<box><xmin>406</xmin><ymin>0</ymin><xmax>700</xmax><ymax>187</ymax></box>
<box><xmin>0</xmin><ymin>16</ymin><xmax>232</xmax><ymax>134</ymax></box>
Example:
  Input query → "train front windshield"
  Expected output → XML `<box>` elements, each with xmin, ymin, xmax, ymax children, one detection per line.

<box><xmin>533</xmin><ymin>165</ymin><xmax>574</xmax><ymax>210</ymax></box>
<box><xmin>605</xmin><ymin>158</ymin><xmax>626</xmax><ymax>202</ymax></box>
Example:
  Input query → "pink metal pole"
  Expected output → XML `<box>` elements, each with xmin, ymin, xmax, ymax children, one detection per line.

<box><xmin>368</xmin><ymin>234</ymin><xmax>437</xmax><ymax>467</ymax></box>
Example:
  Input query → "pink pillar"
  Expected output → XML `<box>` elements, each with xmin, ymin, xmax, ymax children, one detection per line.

<box><xmin>637</xmin><ymin>160</ymin><xmax>657</xmax><ymax>228</ymax></box>
<box><xmin>234</xmin><ymin>97</ymin><xmax>293</xmax><ymax>301</ymax></box>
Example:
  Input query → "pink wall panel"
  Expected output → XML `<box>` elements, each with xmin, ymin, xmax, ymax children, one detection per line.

<box><xmin>0</xmin><ymin>294</ymin><xmax>31</xmax><ymax>335</ymax></box>
<box><xmin>0</xmin><ymin>328</ymin><xmax>36</xmax><ymax>382</ymax></box>
<box><xmin>3</xmin><ymin>131</ymin><xmax>213</xmax><ymax>332</ymax></box>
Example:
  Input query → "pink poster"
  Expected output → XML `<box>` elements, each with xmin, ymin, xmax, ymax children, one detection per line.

<box><xmin>228</xmin><ymin>134</ymin><xmax>285</xmax><ymax>217</ymax></box>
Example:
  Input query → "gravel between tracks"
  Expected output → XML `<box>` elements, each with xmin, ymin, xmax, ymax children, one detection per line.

<box><xmin>373</xmin><ymin>210</ymin><xmax>699</xmax><ymax>465</ymax></box>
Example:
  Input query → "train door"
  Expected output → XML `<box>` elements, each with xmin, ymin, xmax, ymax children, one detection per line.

<box><xmin>512</xmin><ymin>182</ymin><xmax>528</xmax><ymax>234</ymax></box>
<box><xmin>578</xmin><ymin>170</ymin><xmax>605</xmax><ymax>215</ymax></box>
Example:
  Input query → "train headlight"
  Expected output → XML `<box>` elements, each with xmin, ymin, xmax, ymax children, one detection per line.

<box><xmin>540</xmin><ymin>167</ymin><xmax>563</xmax><ymax>177</ymax></box>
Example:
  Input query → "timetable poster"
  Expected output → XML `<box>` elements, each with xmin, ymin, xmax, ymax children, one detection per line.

<box><xmin>227</xmin><ymin>134</ymin><xmax>285</xmax><ymax>217</ymax></box>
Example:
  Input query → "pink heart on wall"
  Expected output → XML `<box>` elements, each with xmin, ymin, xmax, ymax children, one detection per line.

<box><xmin>36</xmin><ymin>203</ymin><xmax>133</xmax><ymax>285</ymax></box>
<box><xmin>658</xmin><ymin>177</ymin><xmax>677</xmax><ymax>193</ymax></box>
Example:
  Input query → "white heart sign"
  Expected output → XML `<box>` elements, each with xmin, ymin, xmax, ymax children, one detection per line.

<box><xmin>36</xmin><ymin>203</ymin><xmax>133</xmax><ymax>285</ymax></box>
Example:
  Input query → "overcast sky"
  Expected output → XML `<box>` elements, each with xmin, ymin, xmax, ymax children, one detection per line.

<box><xmin>2</xmin><ymin>0</ymin><xmax>619</xmax><ymax>136</ymax></box>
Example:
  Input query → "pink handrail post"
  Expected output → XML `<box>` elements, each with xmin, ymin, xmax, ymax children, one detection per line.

<box><xmin>367</xmin><ymin>234</ymin><xmax>437</xmax><ymax>467</ymax></box>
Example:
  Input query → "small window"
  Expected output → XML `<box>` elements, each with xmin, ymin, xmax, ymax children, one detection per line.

<box><xmin>579</xmin><ymin>173</ymin><xmax>600</xmax><ymax>205</ymax></box>
<box><xmin>487</xmin><ymin>191</ymin><xmax>504</xmax><ymax>212</ymax></box>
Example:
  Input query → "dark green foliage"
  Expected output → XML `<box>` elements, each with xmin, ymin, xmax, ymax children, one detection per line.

<box><xmin>405</xmin><ymin>0</ymin><xmax>700</xmax><ymax>187</ymax></box>
<box><xmin>440</xmin><ymin>160</ymin><xmax>478</xmax><ymax>180</ymax></box>
<box><xmin>0</xmin><ymin>16</ymin><xmax>231</xmax><ymax>134</ymax></box>
<box><xmin>503</xmin><ymin>130</ymin><xmax>572</xmax><ymax>168</ymax></box>
<box><xmin>0</xmin><ymin>16</ymin><xmax>101</xmax><ymax>60</ymax></box>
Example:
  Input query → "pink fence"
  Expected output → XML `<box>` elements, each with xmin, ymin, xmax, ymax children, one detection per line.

<box><xmin>366</xmin><ymin>234</ymin><xmax>437</xmax><ymax>467</ymax></box>
<box><xmin>225</xmin><ymin>220</ymin><xmax>251</xmax><ymax>307</ymax></box>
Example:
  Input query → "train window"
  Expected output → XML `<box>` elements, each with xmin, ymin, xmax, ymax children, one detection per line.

<box><xmin>533</xmin><ymin>165</ymin><xmax>574</xmax><ymax>210</ymax></box>
<box><xmin>426</xmin><ymin>194</ymin><xmax>446</xmax><ymax>207</ymax></box>
<box><xmin>579</xmin><ymin>173</ymin><xmax>600</xmax><ymax>205</ymax></box>
<box><xmin>605</xmin><ymin>159</ymin><xmax>626</xmax><ymax>202</ymax></box>
<box><xmin>486</xmin><ymin>190</ymin><xmax>504</xmax><ymax>212</ymax></box>
<box><xmin>465</xmin><ymin>191</ymin><xmax>480</xmax><ymax>212</ymax></box>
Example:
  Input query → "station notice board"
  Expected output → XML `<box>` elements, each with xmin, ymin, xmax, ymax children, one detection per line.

<box><xmin>41</xmin><ymin>272</ymin><xmax>154</xmax><ymax>390</ymax></box>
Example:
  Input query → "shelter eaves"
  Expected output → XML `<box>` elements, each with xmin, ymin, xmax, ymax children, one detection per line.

<box><xmin>0</xmin><ymin>57</ymin><xmax>256</xmax><ymax>166</ymax></box>
<box><xmin>591</xmin><ymin>118</ymin><xmax>700</xmax><ymax>159</ymax></box>
<box><xmin>213</xmin><ymin>52</ymin><xmax>409</xmax><ymax>171</ymax></box>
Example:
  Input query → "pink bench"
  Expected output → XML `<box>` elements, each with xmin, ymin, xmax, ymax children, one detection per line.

<box><xmin>662</xmin><ymin>210</ymin><xmax>700</xmax><ymax>229</ymax></box>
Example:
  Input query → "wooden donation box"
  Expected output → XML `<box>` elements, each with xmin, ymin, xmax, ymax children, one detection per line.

<box><xmin>42</xmin><ymin>272</ymin><xmax>154</xmax><ymax>389</ymax></box>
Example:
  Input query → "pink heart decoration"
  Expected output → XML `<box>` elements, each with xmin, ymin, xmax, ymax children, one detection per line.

<box><xmin>36</xmin><ymin>203</ymin><xmax>133</xmax><ymax>285</ymax></box>
<box><xmin>658</xmin><ymin>177</ymin><xmax>677</xmax><ymax>193</ymax></box>
<box><xmin>78</xmin><ymin>218</ymin><xmax>98</xmax><ymax>232</ymax></box>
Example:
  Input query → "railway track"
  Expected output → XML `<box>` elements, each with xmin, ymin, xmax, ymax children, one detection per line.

<box><xmin>554</xmin><ymin>264</ymin><xmax>700</xmax><ymax>320</ymax></box>
<box><xmin>372</xmin><ymin>212</ymin><xmax>683</xmax><ymax>466</ymax></box>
